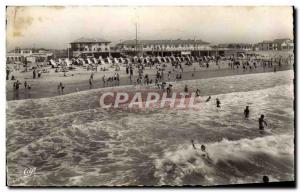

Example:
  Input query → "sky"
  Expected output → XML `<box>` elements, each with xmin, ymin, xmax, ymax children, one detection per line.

<box><xmin>6</xmin><ymin>6</ymin><xmax>294</xmax><ymax>50</ymax></box>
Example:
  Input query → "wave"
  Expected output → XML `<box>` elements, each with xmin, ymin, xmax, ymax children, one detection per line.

<box><xmin>154</xmin><ymin>134</ymin><xmax>294</xmax><ymax>186</ymax></box>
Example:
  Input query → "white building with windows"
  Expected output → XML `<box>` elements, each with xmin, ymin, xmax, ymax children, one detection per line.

<box><xmin>6</xmin><ymin>48</ymin><xmax>53</xmax><ymax>64</ymax></box>
<box><xmin>70</xmin><ymin>38</ymin><xmax>111</xmax><ymax>57</ymax></box>
<box><xmin>116</xmin><ymin>39</ymin><xmax>211</xmax><ymax>56</ymax></box>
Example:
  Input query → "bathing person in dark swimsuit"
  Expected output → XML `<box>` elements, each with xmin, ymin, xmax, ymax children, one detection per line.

<box><xmin>216</xmin><ymin>98</ymin><xmax>221</xmax><ymax>108</ymax></box>
<box><xmin>191</xmin><ymin>140</ymin><xmax>196</xmax><ymax>150</ymax></box>
<box><xmin>205</xmin><ymin>96</ymin><xmax>211</xmax><ymax>102</ymax></box>
<box><xmin>244</xmin><ymin>106</ymin><xmax>250</xmax><ymax>118</ymax></box>
<box><xmin>259</xmin><ymin>114</ymin><xmax>267</xmax><ymax>130</ymax></box>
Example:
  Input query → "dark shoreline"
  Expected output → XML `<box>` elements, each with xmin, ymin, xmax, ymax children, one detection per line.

<box><xmin>6</xmin><ymin>64</ymin><xmax>292</xmax><ymax>101</ymax></box>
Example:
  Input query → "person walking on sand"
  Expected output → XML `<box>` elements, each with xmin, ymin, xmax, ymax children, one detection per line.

<box><xmin>6</xmin><ymin>67</ymin><xmax>10</xmax><ymax>80</ymax></box>
<box><xmin>15</xmin><ymin>80</ymin><xmax>21</xmax><ymax>90</ymax></box>
<box><xmin>90</xmin><ymin>72</ymin><xmax>94</xmax><ymax>81</ymax></box>
<box><xmin>58</xmin><ymin>82</ymin><xmax>64</xmax><ymax>94</ymax></box>
<box><xmin>33</xmin><ymin>69</ymin><xmax>36</xmax><ymax>79</ymax></box>
<box><xmin>196</xmin><ymin>89</ymin><xmax>201</xmax><ymax>97</ymax></box>
<box><xmin>89</xmin><ymin>77</ymin><xmax>93</xmax><ymax>88</ymax></box>
<box><xmin>38</xmin><ymin>70</ymin><xmax>42</xmax><ymax>78</ymax></box>
<box><xmin>102</xmin><ymin>75</ymin><xmax>106</xmax><ymax>87</ymax></box>
<box><xmin>184</xmin><ymin>84</ymin><xmax>188</xmax><ymax>93</ymax></box>
<box><xmin>258</xmin><ymin>114</ymin><xmax>268</xmax><ymax>130</ymax></box>
<box><xmin>24</xmin><ymin>81</ymin><xmax>27</xmax><ymax>89</ymax></box>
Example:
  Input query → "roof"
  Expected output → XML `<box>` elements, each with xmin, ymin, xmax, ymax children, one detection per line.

<box><xmin>218</xmin><ymin>43</ymin><xmax>253</xmax><ymax>47</ymax></box>
<box><xmin>273</xmin><ymin>38</ymin><xmax>292</xmax><ymax>43</ymax></box>
<box><xmin>261</xmin><ymin>40</ymin><xmax>273</xmax><ymax>44</ymax></box>
<box><xmin>118</xmin><ymin>39</ymin><xmax>210</xmax><ymax>45</ymax></box>
<box><xmin>71</xmin><ymin>38</ymin><xmax>111</xmax><ymax>44</ymax></box>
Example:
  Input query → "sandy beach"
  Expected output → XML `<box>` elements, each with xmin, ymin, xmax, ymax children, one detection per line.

<box><xmin>6</xmin><ymin>53</ymin><xmax>293</xmax><ymax>101</ymax></box>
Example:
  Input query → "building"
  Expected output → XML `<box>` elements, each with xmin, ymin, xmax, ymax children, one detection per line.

<box><xmin>50</xmin><ymin>49</ymin><xmax>69</xmax><ymax>59</ymax></box>
<box><xmin>218</xmin><ymin>43</ymin><xmax>253</xmax><ymax>51</ymax></box>
<box><xmin>70</xmin><ymin>38</ymin><xmax>111</xmax><ymax>58</ymax></box>
<box><xmin>256</xmin><ymin>41</ymin><xmax>276</xmax><ymax>51</ymax></box>
<box><xmin>255</xmin><ymin>38</ymin><xmax>294</xmax><ymax>51</ymax></box>
<box><xmin>273</xmin><ymin>38</ymin><xmax>294</xmax><ymax>51</ymax></box>
<box><xmin>6</xmin><ymin>48</ymin><xmax>53</xmax><ymax>64</ymax></box>
<box><xmin>116</xmin><ymin>39</ymin><xmax>216</xmax><ymax>57</ymax></box>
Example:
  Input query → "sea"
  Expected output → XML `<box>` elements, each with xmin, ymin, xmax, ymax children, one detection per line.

<box><xmin>6</xmin><ymin>70</ymin><xmax>294</xmax><ymax>186</ymax></box>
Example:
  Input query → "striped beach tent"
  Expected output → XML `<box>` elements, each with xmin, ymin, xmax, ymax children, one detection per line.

<box><xmin>93</xmin><ymin>58</ymin><xmax>98</xmax><ymax>64</ymax></box>
<box><xmin>58</xmin><ymin>58</ymin><xmax>63</xmax><ymax>64</ymax></box>
<box><xmin>79</xmin><ymin>58</ymin><xmax>86</xmax><ymax>65</ymax></box>
<box><xmin>65</xmin><ymin>58</ymin><xmax>72</xmax><ymax>67</ymax></box>
<box><xmin>106</xmin><ymin>57</ymin><xmax>112</xmax><ymax>64</ymax></box>
<box><xmin>114</xmin><ymin>58</ymin><xmax>119</xmax><ymax>64</ymax></box>
<box><xmin>156</xmin><ymin>56</ymin><xmax>162</xmax><ymax>63</ymax></box>
<box><xmin>49</xmin><ymin>59</ymin><xmax>58</xmax><ymax>67</ymax></box>
<box><xmin>100</xmin><ymin>58</ymin><xmax>105</xmax><ymax>65</ymax></box>
<box><xmin>87</xmin><ymin>58</ymin><xmax>93</xmax><ymax>64</ymax></box>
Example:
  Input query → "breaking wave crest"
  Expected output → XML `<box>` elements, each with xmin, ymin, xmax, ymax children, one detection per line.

<box><xmin>154</xmin><ymin>134</ymin><xmax>294</xmax><ymax>186</ymax></box>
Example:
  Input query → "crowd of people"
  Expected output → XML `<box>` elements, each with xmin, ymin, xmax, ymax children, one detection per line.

<box><xmin>7</xmin><ymin>52</ymin><xmax>293</xmax><ymax>100</ymax></box>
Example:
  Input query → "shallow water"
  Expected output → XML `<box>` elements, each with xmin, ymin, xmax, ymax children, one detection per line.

<box><xmin>6</xmin><ymin>70</ymin><xmax>294</xmax><ymax>186</ymax></box>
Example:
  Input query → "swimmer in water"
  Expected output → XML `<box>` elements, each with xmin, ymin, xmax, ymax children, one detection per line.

<box><xmin>205</xmin><ymin>96</ymin><xmax>211</xmax><ymax>102</ymax></box>
<box><xmin>201</xmin><ymin>145</ymin><xmax>206</xmax><ymax>152</ymax></box>
<box><xmin>200</xmin><ymin>144</ymin><xmax>211</xmax><ymax>160</ymax></box>
<box><xmin>244</xmin><ymin>106</ymin><xmax>250</xmax><ymax>118</ymax></box>
<box><xmin>263</xmin><ymin>175</ymin><xmax>269</xmax><ymax>183</ymax></box>
<box><xmin>191</xmin><ymin>140</ymin><xmax>196</xmax><ymax>150</ymax></box>
<box><xmin>258</xmin><ymin>114</ymin><xmax>268</xmax><ymax>130</ymax></box>
<box><xmin>216</xmin><ymin>98</ymin><xmax>221</xmax><ymax>108</ymax></box>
